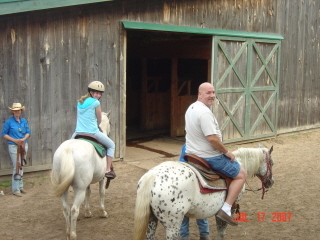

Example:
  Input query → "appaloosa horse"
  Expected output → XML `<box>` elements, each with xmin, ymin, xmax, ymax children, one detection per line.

<box><xmin>134</xmin><ymin>146</ymin><xmax>274</xmax><ymax>240</ymax></box>
<box><xmin>51</xmin><ymin>111</ymin><xmax>111</xmax><ymax>240</ymax></box>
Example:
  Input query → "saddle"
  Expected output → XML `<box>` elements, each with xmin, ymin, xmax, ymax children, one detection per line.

<box><xmin>75</xmin><ymin>134</ymin><xmax>106</xmax><ymax>158</ymax></box>
<box><xmin>184</xmin><ymin>154</ymin><xmax>240</xmax><ymax>213</ymax></box>
<box><xmin>184</xmin><ymin>154</ymin><xmax>239</xmax><ymax>211</ymax></box>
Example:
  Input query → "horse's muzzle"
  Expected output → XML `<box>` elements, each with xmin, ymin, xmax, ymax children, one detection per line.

<box><xmin>265</xmin><ymin>177</ymin><xmax>274</xmax><ymax>189</ymax></box>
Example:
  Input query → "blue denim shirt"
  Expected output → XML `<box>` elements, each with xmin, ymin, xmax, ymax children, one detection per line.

<box><xmin>1</xmin><ymin>116</ymin><xmax>31</xmax><ymax>144</ymax></box>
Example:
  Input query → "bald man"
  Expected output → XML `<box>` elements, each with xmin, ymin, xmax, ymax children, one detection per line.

<box><xmin>184</xmin><ymin>82</ymin><xmax>247</xmax><ymax>226</ymax></box>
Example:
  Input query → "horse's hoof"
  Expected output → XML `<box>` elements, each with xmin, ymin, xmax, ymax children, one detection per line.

<box><xmin>84</xmin><ymin>212</ymin><xmax>93</xmax><ymax>218</ymax></box>
<box><xmin>100</xmin><ymin>211</ymin><xmax>108</xmax><ymax>218</ymax></box>
<box><xmin>70</xmin><ymin>232</ymin><xmax>77</xmax><ymax>240</ymax></box>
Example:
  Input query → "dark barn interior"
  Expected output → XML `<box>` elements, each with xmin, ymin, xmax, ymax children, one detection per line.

<box><xmin>126</xmin><ymin>30</ymin><xmax>211</xmax><ymax>138</ymax></box>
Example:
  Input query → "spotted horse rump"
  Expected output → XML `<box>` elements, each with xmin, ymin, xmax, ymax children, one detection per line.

<box><xmin>133</xmin><ymin>146</ymin><xmax>274</xmax><ymax>240</ymax></box>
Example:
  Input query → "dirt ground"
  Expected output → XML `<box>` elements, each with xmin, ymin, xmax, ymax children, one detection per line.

<box><xmin>0</xmin><ymin>130</ymin><xmax>320</xmax><ymax>240</ymax></box>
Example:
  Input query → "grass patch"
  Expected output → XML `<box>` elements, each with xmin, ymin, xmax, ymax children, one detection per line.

<box><xmin>0</xmin><ymin>179</ymin><xmax>11</xmax><ymax>188</ymax></box>
<box><xmin>38</xmin><ymin>177</ymin><xmax>49</xmax><ymax>186</ymax></box>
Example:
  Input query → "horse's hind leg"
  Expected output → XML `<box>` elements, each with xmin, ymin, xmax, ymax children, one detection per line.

<box><xmin>163</xmin><ymin>225</ymin><xmax>180</xmax><ymax>240</ymax></box>
<box><xmin>215</xmin><ymin>216</ymin><xmax>228</xmax><ymax>240</ymax></box>
<box><xmin>98</xmin><ymin>178</ymin><xmax>108</xmax><ymax>218</ymax></box>
<box><xmin>146</xmin><ymin>212</ymin><xmax>158</xmax><ymax>240</ymax></box>
<box><xmin>70</xmin><ymin>189</ymin><xmax>86</xmax><ymax>240</ymax></box>
<box><xmin>84</xmin><ymin>186</ymin><xmax>93</xmax><ymax>218</ymax></box>
<box><xmin>153</xmin><ymin>213</ymin><xmax>181</xmax><ymax>240</ymax></box>
<box><xmin>61</xmin><ymin>191</ymin><xmax>71</xmax><ymax>240</ymax></box>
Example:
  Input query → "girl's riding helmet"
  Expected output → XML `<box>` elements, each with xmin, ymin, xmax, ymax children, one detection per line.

<box><xmin>88</xmin><ymin>81</ymin><xmax>105</xmax><ymax>93</ymax></box>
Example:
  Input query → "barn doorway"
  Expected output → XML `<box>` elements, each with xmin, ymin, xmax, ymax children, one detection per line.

<box><xmin>126</xmin><ymin>30</ymin><xmax>211</xmax><ymax>139</ymax></box>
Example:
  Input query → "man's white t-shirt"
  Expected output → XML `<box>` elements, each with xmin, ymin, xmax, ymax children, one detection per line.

<box><xmin>185</xmin><ymin>101</ymin><xmax>222</xmax><ymax>158</ymax></box>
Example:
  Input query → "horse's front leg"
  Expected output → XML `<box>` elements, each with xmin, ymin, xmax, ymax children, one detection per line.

<box><xmin>84</xmin><ymin>186</ymin><xmax>93</xmax><ymax>218</ymax></box>
<box><xmin>99</xmin><ymin>178</ymin><xmax>108</xmax><ymax>218</ymax></box>
<box><xmin>215</xmin><ymin>215</ymin><xmax>228</xmax><ymax>240</ymax></box>
<box><xmin>61</xmin><ymin>191</ymin><xmax>71</xmax><ymax>240</ymax></box>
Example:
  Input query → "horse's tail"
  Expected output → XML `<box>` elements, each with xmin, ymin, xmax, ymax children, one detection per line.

<box><xmin>51</xmin><ymin>147</ymin><xmax>75</xmax><ymax>197</ymax></box>
<box><xmin>133</xmin><ymin>172</ymin><xmax>155</xmax><ymax>240</ymax></box>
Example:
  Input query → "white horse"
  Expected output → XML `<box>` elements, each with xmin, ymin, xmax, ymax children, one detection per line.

<box><xmin>134</xmin><ymin>146</ymin><xmax>274</xmax><ymax>240</ymax></box>
<box><xmin>51</xmin><ymin>111</ymin><xmax>111</xmax><ymax>240</ymax></box>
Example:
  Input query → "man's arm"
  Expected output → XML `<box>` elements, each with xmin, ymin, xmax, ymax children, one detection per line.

<box><xmin>206</xmin><ymin>135</ymin><xmax>235</xmax><ymax>161</ymax></box>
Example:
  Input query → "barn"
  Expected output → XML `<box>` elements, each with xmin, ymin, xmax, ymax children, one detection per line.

<box><xmin>1</xmin><ymin>0</ymin><xmax>319</xmax><ymax>175</ymax></box>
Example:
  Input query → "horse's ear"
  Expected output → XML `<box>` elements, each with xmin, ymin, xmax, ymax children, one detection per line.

<box><xmin>269</xmin><ymin>145</ymin><xmax>273</xmax><ymax>154</ymax></box>
<box><xmin>106</xmin><ymin>110</ymin><xmax>111</xmax><ymax>117</ymax></box>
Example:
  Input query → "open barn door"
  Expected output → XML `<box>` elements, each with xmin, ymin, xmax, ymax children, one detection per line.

<box><xmin>124</xmin><ymin>22</ymin><xmax>283</xmax><ymax>142</ymax></box>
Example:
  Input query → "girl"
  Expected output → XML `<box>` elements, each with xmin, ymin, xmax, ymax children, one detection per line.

<box><xmin>72</xmin><ymin>81</ymin><xmax>116</xmax><ymax>178</ymax></box>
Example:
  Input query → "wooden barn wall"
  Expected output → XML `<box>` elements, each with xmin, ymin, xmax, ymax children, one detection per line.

<box><xmin>0</xmin><ymin>0</ymin><xmax>319</xmax><ymax>173</ymax></box>
<box><xmin>276</xmin><ymin>0</ymin><xmax>320</xmax><ymax>133</ymax></box>
<box><xmin>0</xmin><ymin>4</ymin><xmax>123</xmax><ymax>174</ymax></box>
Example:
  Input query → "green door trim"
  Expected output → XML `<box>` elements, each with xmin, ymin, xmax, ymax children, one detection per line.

<box><xmin>215</xmin><ymin>40</ymin><xmax>248</xmax><ymax>89</ymax></box>
<box><xmin>212</xmin><ymin>36</ymin><xmax>282</xmax><ymax>142</ymax></box>
<box><xmin>123</xmin><ymin>21</ymin><xmax>284</xmax><ymax>40</ymax></box>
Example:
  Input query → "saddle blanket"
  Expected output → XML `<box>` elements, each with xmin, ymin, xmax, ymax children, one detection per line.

<box><xmin>77</xmin><ymin>138</ymin><xmax>106</xmax><ymax>158</ymax></box>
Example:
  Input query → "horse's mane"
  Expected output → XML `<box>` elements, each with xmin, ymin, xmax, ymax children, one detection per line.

<box><xmin>100</xmin><ymin>111</ymin><xmax>111</xmax><ymax>135</ymax></box>
<box><xmin>233</xmin><ymin>148</ymin><xmax>265</xmax><ymax>178</ymax></box>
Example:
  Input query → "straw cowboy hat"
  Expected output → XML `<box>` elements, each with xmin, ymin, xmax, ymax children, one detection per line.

<box><xmin>8</xmin><ymin>103</ymin><xmax>25</xmax><ymax>112</ymax></box>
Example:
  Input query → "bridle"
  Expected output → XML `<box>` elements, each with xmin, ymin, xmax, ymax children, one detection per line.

<box><xmin>246</xmin><ymin>148</ymin><xmax>273</xmax><ymax>199</ymax></box>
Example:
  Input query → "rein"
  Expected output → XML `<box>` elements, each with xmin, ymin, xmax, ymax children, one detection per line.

<box><xmin>14</xmin><ymin>143</ymin><xmax>26</xmax><ymax>180</ymax></box>
<box><xmin>245</xmin><ymin>149</ymin><xmax>273</xmax><ymax>199</ymax></box>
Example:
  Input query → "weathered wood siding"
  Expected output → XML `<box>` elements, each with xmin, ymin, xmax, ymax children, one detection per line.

<box><xmin>1</xmin><ymin>0</ymin><xmax>320</xmax><ymax>174</ymax></box>
<box><xmin>276</xmin><ymin>0</ymin><xmax>320</xmax><ymax>133</ymax></box>
<box><xmin>0</xmin><ymin>5</ymin><xmax>123</xmax><ymax>174</ymax></box>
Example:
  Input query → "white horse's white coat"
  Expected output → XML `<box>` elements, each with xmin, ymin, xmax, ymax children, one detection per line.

<box><xmin>134</xmin><ymin>147</ymin><xmax>274</xmax><ymax>240</ymax></box>
<box><xmin>51</xmin><ymin>111</ymin><xmax>111</xmax><ymax>240</ymax></box>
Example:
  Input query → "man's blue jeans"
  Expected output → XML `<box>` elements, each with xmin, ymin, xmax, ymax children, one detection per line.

<box><xmin>180</xmin><ymin>216</ymin><xmax>209</xmax><ymax>239</ymax></box>
<box><xmin>179</xmin><ymin>144</ymin><xmax>210</xmax><ymax>239</ymax></box>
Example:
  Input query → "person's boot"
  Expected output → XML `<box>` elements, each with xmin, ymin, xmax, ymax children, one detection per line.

<box><xmin>105</xmin><ymin>170</ymin><xmax>116</xmax><ymax>179</ymax></box>
<box><xmin>216</xmin><ymin>209</ymin><xmax>238</xmax><ymax>226</ymax></box>
<box><xmin>200</xmin><ymin>237</ymin><xmax>212</xmax><ymax>240</ymax></box>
